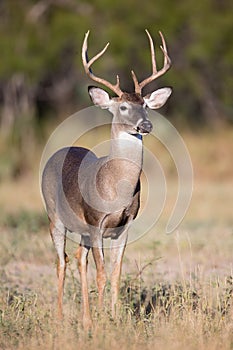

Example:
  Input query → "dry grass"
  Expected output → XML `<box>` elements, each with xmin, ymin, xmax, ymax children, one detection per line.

<box><xmin>0</xmin><ymin>128</ymin><xmax>233</xmax><ymax>349</ymax></box>
<box><xmin>0</xmin><ymin>224</ymin><xmax>232</xmax><ymax>350</ymax></box>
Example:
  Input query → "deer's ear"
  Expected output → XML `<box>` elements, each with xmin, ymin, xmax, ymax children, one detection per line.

<box><xmin>144</xmin><ymin>87</ymin><xmax>172</xmax><ymax>109</ymax></box>
<box><xmin>88</xmin><ymin>86</ymin><xmax>112</xmax><ymax>109</ymax></box>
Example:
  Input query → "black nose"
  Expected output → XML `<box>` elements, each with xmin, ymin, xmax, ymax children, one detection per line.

<box><xmin>137</xmin><ymin>120</ymin><xmax>153</xmax><ymax>134</ymax></box>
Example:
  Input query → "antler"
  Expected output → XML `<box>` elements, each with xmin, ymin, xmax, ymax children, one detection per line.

<box><xmin>131</xmin><ymin>30</ymin><xmax>171</xmax><ymax>94</ymax></box>
<box><xmin>82</xmin><ymin>31</ymin><xmax>124</xmax><ymax>97</ymax></box>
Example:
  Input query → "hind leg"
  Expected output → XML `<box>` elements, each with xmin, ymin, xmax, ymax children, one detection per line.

<box><xmin>75</xmin><ymin>236</ymin><xmax>91</xmax><ymax>329</ymax></box>
<box><xmin>49</xmin><ymin>218</ymin><xmax>67</xmax><ymax>319</ymax></box>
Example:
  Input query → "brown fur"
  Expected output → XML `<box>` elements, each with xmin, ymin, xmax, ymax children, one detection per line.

<box><xmin>42</xmin><ymin>95</ymin><xmax>152</xmax><ymax>329</ymax></box>
<box><xmin>114</xmin><ymin>92</ymin><xmax>144</xmax><ymax>104</ymax></box>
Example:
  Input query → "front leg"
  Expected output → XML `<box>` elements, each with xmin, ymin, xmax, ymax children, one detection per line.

<box><xmin>92</xmin><ymin>242</ymin><xmax>107</xmax><ymax>310</ymax></box>
<box><xmin>110</xmin><ymin>229</ymin><xmax>128</xmax><ymax>317</ymax></box>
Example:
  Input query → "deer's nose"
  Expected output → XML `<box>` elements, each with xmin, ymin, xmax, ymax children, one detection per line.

<box><xmin>136</xmin><ymin>120</ymin><xmax>153</xmax><ymax>134</ymax></box>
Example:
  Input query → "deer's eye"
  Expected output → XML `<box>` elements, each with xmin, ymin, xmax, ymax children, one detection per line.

<box><xmin>120</xmin><ymin>105</ymin><xmax>127</xmax><ymax>111</ymax></box>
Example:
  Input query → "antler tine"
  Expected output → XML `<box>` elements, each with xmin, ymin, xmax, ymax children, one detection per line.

<box><xmin>131</xmin><ymin>70</ymin><xmax>140</xmax><ymax>94</ymax></box>
<box><xmin>132</xmin><ymin>30</ymin><xmax>172</xmax><ymax>95</ymax></box>
<box><xmin>82</xmin><ymin>31</ymin><xmax>123</xmax><ymax>97</ymax></box>
<box><xmin>159</xmin><ymin>31</ymin><xmax>171</xmax><ymax>67</ymax></box>
<box><xmin>146</xmin><ymin>29</ymin><xmax>157</xmax><ymax>74</ymax></box>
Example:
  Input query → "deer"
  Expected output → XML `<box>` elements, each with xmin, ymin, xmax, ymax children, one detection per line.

<box><xmin>41</xmin><ymin>29</ymin><xmax>172</xmax><ymax>329</ymax></box>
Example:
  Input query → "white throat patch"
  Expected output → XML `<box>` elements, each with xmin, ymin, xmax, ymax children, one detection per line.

<box><xmin>118</xmin><ymin>131</ymin><xmax>142</xmax><ymax>142</ymax></box>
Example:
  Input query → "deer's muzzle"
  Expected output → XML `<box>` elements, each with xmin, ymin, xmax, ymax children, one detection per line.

<box><xmin>136</xmin><ymin>120</ymin><xmax>153</xmax><ymax>135</ymax></box>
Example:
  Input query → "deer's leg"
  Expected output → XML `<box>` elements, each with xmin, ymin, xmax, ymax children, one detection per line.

<box><xmin>110</xmin><ymin>229</ymin><xmax>128</xmax><ymax>317</ymax></box>
<box><xmin>75</xmin><ymin>237</ymin><xmax>91</xmax><ymax>329</ymax></box>
<box><xmin>49</xmin><ymin>219</ymin><xmax>67</xmax><ymax>319</ymax></box>
<box><xmin>92</xmin><ymin>240</ymin><xmax>107</xmax><ymax>310</ymax></box>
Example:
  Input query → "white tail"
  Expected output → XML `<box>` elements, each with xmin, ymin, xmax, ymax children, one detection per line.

<box><xmin>41</xmin><ymin>29</ymin><xmax>172</xmax><ymax>329</ymax></box>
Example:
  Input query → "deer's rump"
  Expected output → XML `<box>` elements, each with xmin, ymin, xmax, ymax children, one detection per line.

<box><xmin>42</xmin><ymin>147</ymin><xmax>96</xmax><ymax>229</ymax></box>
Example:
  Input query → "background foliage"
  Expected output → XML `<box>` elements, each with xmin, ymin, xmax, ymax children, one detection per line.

<box><xmin>0</xmin><ymin>0</ymin><xmax>233</xmax><ymax>176</ymax></box>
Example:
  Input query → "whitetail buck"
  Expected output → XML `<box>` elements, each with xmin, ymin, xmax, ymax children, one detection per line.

<box><xmin>42</xmin><ymin>29</ymin><xmax>172</xmax><ymax>328</ymax></box>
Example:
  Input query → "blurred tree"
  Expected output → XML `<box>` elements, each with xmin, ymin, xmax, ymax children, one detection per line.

<box><xmin>0</xmin><ymin>0</ymin><xmax>232</xmax><ymax>168</ymax></box>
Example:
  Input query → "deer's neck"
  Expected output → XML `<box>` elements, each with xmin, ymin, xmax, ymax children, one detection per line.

<box><xmin>90</xmin><ymin>126</ymin><xmax>143</xmax><ymax>208</ymax></box>
<box><xmin>110</xmin><ymin>131</ymin><xmax>142</xmax><ymax>160</ymax></box>
<box><xmin>109</xmin><ymin>126</ymin><xmax>143</xmax><ymax>184</ymax></box>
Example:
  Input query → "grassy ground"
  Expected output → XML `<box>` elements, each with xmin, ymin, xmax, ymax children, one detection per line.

<box><xmin>0</xmin><ymin>128</ymin><xmax>232</xmax><ymax>349</ymax></box>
